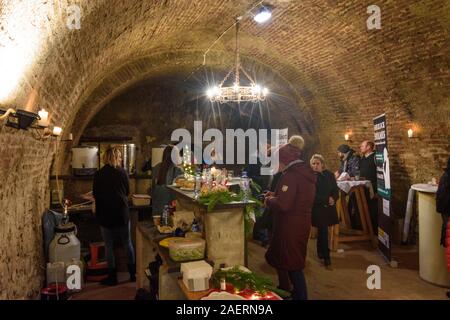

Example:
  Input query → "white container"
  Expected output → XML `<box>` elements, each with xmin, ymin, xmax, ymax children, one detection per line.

<box><xmin>181</xmin><ymin>260</ymin><xmax>213</xmax><ymax>292</ymax></box>
<box><xmin>72</xmin><ymin>146</ymin><xmax>98</xmax><ymax>175</ymax></box>
<box><xmin>49</xmin><ymin>223</ymin><xmax>81</xmax><ymax>264</ymax></box>
<box><xmin>131</xmin><ymin>194</ymin><xmax>151</xmax><ymax>206</ymax></box>
<box><xmin>46</xmin><ymin>262</ymin><xmax>66</xmax><ymax>286</ymax></box>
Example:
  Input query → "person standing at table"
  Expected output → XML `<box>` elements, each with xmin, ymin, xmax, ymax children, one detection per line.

<box><xmin>359</xmin><ymin>140</ymin><xmax>378</xmax><ymax>234</ymax></box>
<box><xmin>335</xmin><ymin>144</ymin><xmax>360</xmax><ymax>180</ymax></box>
<box><xmin>151</xmin><ymin>145</ymin><xmax>183</xmax><ymax>217</ymax></box>
<box><xmin>264</xmin><ymin>136</ymin><xmax>316</xmax><ymax>300</ymax></box>
<box><xmin>93</xmin><ymin>147</ymin><xmax>136</xmax><ymax>286</ymax></box>
<box><xmin>310</xmin><ymin>154</ymin><xmax>339</xmax><ymax>270</ymax></box>
<box><xmin>335</xmin><ymin>144</ymin><xmax>360</xmax><ymax>228</ymax></box>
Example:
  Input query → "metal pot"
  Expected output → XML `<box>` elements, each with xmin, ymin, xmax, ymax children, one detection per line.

<box><xmin>71</xmin><ymin>146</ymin><xmax>99</xmax><ymax>176</ymax></box>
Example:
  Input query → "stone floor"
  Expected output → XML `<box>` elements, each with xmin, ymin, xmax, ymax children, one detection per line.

<box><xmin>72</xmin><ymin>240</ymin><xmax>449</xmax><ymax>300</ymax></box>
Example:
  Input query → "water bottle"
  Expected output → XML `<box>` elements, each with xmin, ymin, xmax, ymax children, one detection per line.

<box><xmin>191</xmin><ymin>218</ymin><xmax>200</xmax><ymax>232</ymax></box>
<box><xmin>194</xmin><ymin>172</ymin><xmax>202</xmax><ymax>199</ymax></box>
<box><xmin>161</xmin><ymin>205</ymin><xmax>170</xmax><ymax>226</ymax></box>
<box><xmin>240</xmin><ymin>171</ymin><xmax>250</xmax><ymax>202</ymax></box>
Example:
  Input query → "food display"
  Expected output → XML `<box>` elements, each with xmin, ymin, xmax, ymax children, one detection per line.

<box><xmin>169</xmin><ymin>238</ymin><xmax>206</xmax><ymax>262</ymax></box>
<box><xmin>159</xmin><ymin>237</ymin><xmax>183</xmax><ymax>248</ymax></box>
<box><xmin>157</xmin><ymin>225</ymin><xmax>176</xmax><ymax>234</ymax></box>
<box><xmin>174</xmin><ymin>176</ymin><xmax>195</xmax><ymax>190</ymax></box>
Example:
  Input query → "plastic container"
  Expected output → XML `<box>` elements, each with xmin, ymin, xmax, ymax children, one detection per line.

<box><xmin>132</xmin><ymin>194</ymin><xmax>151</xmax><ymax>206</ymax></box>
<box><xmin>46</xmin><ymin>262</ymin><xmax>66</xmax><ymax>286</ymax></box>
<box><xmin>181</xmin><ymin>260</ymin><xmax>213</xmax><ymax>292</ymax></box>
<box><xmin>49</xmin><ymin>223</ymin><xmax>81</xmax><ymax>263</ymax></box>
<box><xmin>169</xmin><ymin>238</ymin><xmax>206</xmax><ymax>262</ymax></box>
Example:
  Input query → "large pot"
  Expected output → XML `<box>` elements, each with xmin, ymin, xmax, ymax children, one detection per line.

<box><xmin>71</xmin><ymin>146</ymin><xmax>98</xmax><ymax>176</ymax></box>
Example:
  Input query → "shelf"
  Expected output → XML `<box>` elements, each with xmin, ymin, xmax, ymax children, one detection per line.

<box><xmin>50</xmin><ymin>174</ymin><xmax>151</xmax><ymax>180</ymax></box>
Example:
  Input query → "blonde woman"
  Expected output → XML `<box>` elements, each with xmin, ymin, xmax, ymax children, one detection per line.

<box><xmin>93</xmin><ymin>147</ymin><xmax>135</xmax><ymax>285</ymax></box>
<box><xmin>310</xmin><ymin>154</ymin><xmax>339</xmax><ymax>270</ymax></box>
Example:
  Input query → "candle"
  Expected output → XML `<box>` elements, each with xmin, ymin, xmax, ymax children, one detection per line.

<box><xmin>37</xmin><ymin>109</ymin><xmax>49</xmax><ymax>127</ymax></box>
<box><xmin>52</xmin><ymin>126</ymin><xmax>62</xmax><ymax>136</ymax></box>
<box><xmin>407</xmin><ymin>129</ymin><xmax>413</xmax><ymax>138</ymax></box>
<box><xmin>344</xmin><ymin>134</ymin><xmax>349</xmax><ymax>141</ymax></box>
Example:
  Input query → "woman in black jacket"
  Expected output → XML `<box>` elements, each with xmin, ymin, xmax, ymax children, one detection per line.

<box><xmin>93</xmin><ymin>147</ymin><xmax>135</xmax><ymax>286</ymax></box>
<box><xmin>310</xmin><ymin>154</ymin><xmax>339</xmax><ymax>269</ymax></box>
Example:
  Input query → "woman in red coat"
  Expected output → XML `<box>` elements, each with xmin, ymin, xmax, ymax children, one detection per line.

<box><xmin>264</xmin><ymin>137</ymin><xmax>317</xmax><ymax>300</ymax></box>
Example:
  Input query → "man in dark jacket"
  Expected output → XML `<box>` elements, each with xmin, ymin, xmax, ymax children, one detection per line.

<box><xmin>335</xmin><ymin>144</ymin><xmax>360</xmax><ymax>179</ymax></box>
<box><xmin>359</xmin><ymin>140</ymin><xmax>378</xmax><ymax>234</ymax></box>
<box><xmin>93</xmin><ymin>147</ymin><xmax>135</xmax><ymax>286</ymax></box>
<box><xmin>264</xmin><ymin>139</ymin><xmax>316</xmax><ymax>300</ymax></box>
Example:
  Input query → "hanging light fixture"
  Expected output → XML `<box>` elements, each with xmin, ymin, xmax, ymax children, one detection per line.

<box><xmin>254</xmin><ymin>6</ymin><xmax>272</xmax><ymax>24</ymax></box>
<box><xmin>207</xmin><ymin>17</ymin><xmax>269</xmax><ymax>104</ymax></box>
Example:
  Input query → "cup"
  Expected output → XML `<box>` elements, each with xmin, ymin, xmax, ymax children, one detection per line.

<box><xmin>153</xmin><ymin>216</ymin><xmax>161</xmax><ymax>226</ymax></box>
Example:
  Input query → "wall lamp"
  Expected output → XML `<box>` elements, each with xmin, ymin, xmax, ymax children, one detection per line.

<box><xmin>1</xmin><ymin>107</ymin><xmax>64</xmax><ymax>140</ymax></box>
<box><xmin>344</xmin><ymin>133</ymin><xmax>353</xmax><ymax>143</ymax></box>
<box><xmin>0</xmin><ymin>108</ymin><xmax>39</xmax><ymax>130</ymax></box>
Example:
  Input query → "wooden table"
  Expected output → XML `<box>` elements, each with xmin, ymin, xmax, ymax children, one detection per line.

<box><xmin>330</xmin><ymin>183</ymin><xmax>376</xmax><ymax>251</ymax></box>
<box><xmin>177</xmin><ymin>279</ymin><xmax>213</xmax><ymax>300</ymax></box>
<box><xmin>168</xmin><ymin>186</ymin><xmax>254</xmax><ymax>269</ymax></box>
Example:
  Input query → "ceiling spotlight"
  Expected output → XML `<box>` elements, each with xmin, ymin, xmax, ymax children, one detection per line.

<box><xmin>254</xmin><ymin>6</ymin><xmax>272</xmax><ymax>24</ymax></box>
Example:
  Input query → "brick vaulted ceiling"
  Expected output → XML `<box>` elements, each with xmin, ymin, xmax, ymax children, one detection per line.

<box><xmin>3</xmin><ymin>0</ymin><xmax>448</xmax><ymax>142</ymax></box>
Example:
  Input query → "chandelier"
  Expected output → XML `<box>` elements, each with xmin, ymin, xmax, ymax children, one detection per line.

<box><xmin>206</xmin><ymin>18</ymin><xmax>269</xmax><ymax>103</ymax></box>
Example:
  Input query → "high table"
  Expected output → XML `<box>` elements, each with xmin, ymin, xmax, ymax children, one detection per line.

<box><xmin>331</xmin><ymin>180</ymin><xmax>376</xmax><ymax>251</ymax></box>
<box><xmin>411</xmin><ymin>183</ymin><xmax>450</xmax><ymax>288</ymax></box>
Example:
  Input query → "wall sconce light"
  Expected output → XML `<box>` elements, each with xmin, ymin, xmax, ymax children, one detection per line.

<box><xmin>407</xmin><ymin>128</ymin><xmax>418</xmax><ymax>139</ymax></box>
<box><xmin>0</xmin><ymin>108</ymin><xmax>40</xmax><ymax>130</ymax></box>
<box><xmin>1</xmin><ymin>107</ymin><xmax>65</xmax><ymax>141</ymax></box>
<box><xmin>344</xmin><ymin>133</ymin><xmax>353</xmax><ymax>142</ymax></box>
<box><xmin>52</xmin><ymin>126</ymin><xmax>62</xmax><ymax>136</ymax></box>
<box><xmin>37</xmin><ymin>108</ymin><xmax>49</xmax><ymax>127</ymax></box>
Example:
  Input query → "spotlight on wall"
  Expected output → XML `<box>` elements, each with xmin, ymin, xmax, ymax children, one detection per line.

<box><xmin>253</xmin><ymin>6</ymin><xmax>272</xmax><ymax>23</ymax></box>
<box><xmin>0</xmin><ymin>108</ymin><xmax>40</xmax><ymax>130</ymax></box>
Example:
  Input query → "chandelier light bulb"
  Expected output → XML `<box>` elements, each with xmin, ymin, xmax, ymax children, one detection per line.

<box><xmin>206</xmin><ymin>89</ymin><xmax>213</xmax><ymax>98</ymax></box>
<box><xmin>233</xmin><ymin>83</ymin><xmax>239</xmax><ymax>92</ymax></box>
<box><xmin>213</xmin><ymin>86</ymin><xmax>220</xmax><ymax>95</ymax></box>
<box><xmin>253</xmin><ymin>85</ymin><xmax>261</xmax><ymax>94</ymax></box>
<box><xmin>262</xmin><ymin>87</ymin><xmax>269</xmax><ymax>96</ymax></box>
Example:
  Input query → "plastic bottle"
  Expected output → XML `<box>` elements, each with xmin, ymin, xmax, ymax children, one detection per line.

<box><xmin>240</xmin><ymin>171</ymin><xmax>250</xmax><ymax>202</ymax></box>
<box><xmin>161</xmin><ymin>205</ymin><xmax>170</xmax><ymax>226</ymax></box>
<box><xmin>194</xmin><ymin>172</ymin><xmax>202</xmax><ymax>199</ymax></box>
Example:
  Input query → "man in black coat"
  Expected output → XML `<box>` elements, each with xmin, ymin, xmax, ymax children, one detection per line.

<box><xmin>359</xmin><ymin>140</ymin><xmax>378</xmax><ymax>234</ymax></box>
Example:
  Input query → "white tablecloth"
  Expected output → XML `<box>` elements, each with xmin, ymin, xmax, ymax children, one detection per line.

<box><xmin>337</xmin><ymin>180</ymin><xmax>375</xmax><ymax>199</ymax></box>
